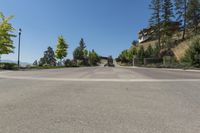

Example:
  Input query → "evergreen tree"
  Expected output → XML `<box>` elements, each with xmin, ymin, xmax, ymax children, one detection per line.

<box><xmin>73</xmin><ymin>38</ymin><xmax>86</xmax><ymax>61</ymax></box>
<box><xmin>137</xmin><ymin>45</ymin><xmax>145</xmax><ymax>59</ymax></box>
<box><xmin>33</xmin><ymin>60</ymin><xmax>38</xmax><ymax>66</ymax></box>
<box><xmin>187</xmin><ymin>0</ymin><xmax>200</xmax><ymax>35</ymax></box>
<box><xmin>175</xmin><ymin>0</ymin><xmax>188</xmax><ymax>39</ymax></box>
<box><xmin>145</xmin><ymin>45</ymin><xmax>154</xmax><ymax>57</ymax></box>
<box><xmin>79</xmin><ymin>38</ymin><xmax>86</xmax><ymax>51</ymax></box>
<box><xmin>55</xmin><ymin>36</ymin><xmax>68</xmax><ymax>62</ymax></box>
<box><xmin>40</xmin><ymin>47</ymin><xmax>56</xmax><ymax>66</ymax></box>
<box><xmin>161</xmin><ymin>0</ymin><xmax>174</xmax><ymax>47</ymax></box>
<box><xmin>162</xmin><ymin>0</ymin><xmax>174</xmax><ymax>23</ymax></box>
<box><xmin>0</xmin><ymin>12</ymin><xmax>16</xmax><ymax>61</ymax></box>
<box><xmin>149</xmin><ymin>0</ymin><xmax>162</xmax><ymax>47</ymax></box>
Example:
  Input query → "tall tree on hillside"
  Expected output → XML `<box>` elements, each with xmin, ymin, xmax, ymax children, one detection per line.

<box><xmin>187</xmin><ymin>0</ymin><xmax>200</xmax><ymax>35</ymax></box>
<box><xmin>0</xmin><ymin>12</ymin><xmax>16</xmax><ymax>61</ymax></box>
<box><xmin>55</xmin><ymin>36</ymin><xmax>69</xmax><ymax>62</ymax></box>
<box><xmin>162</xmin><ymin>0</ymin><xmax>174</xmax><ymax>36</ymax></box>
<box><xmin>175</xmin><ymin>0</ymin><xmax>188</xmax><ymax>39</ymax></box>
<box><xmin>149</xmin><ymin>0</ymin><xmax>162</xmax><ymax>47</ymax></box>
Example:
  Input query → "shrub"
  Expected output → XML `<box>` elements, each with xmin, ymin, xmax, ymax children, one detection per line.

<box><xmin>0</xmin><ymin>62</ymin><xmax>17</xmax><ymax>70</ymax></box>
<box><xmin>182</xmin><ymin>37</ymin><xmax>200</xmax><ymax>67</ymax></box>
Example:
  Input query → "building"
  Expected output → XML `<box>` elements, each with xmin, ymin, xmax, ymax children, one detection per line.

<box><xmin>138</xmin><ymin>22</ymin><xmax>180</xmax><ymax>44</ymax></box>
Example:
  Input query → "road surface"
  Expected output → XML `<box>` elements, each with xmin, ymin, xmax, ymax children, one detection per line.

<box><xmin>0</xmin><ymin>67</ymin><xmax>200</xmax><ymax>133</ymax></box>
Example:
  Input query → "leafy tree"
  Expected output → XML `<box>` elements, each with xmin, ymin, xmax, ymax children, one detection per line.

<box><xmin>137</xmin><ymin>45</ymin><xmax>145</xmax><ymax>59</ymax></box>
<box><xmin>174</xmin><ymin>0</ymin><xmax>188</xmax><ymax>39</ymax></box>
<box><xmin>88</xmin><ymin>49</ymin><xmax>100</xmax><ymax>66</ymax></box>
<box><xmin>33</xmin><ymin>60</ymin><xmax>38</xmax><ymax>66</ymax></box>
<box><xmin>145</xmin><ymin>45</ymin><xmax>154</xmax><ymax>57</ymax></box>
<box><xmin>0</xmin><ymin>12</ymin><xmax>16</xmax><ymax>61</ymax></box>
<box><xmin>187</xmin><ymin>0</ymin><xmax>200</xmax><ymax>35</ymax></box>
<box><xmin>149</xmin><ymin>0</ymin><xmax>162</xmax><ymax>47</ymax></box>
<box><xmin>55</xmin><ymin>36</ymin><xmax>68</xmax><ymax>62</ymax></box>
<box><xmin>39</xmin><ymin>47</ymin><xmax>56</xmax><ymax>66</ymax></box>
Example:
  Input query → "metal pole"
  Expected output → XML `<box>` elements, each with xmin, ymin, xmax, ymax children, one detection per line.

<box><xmin>18</xmin><ymin>29</ymin><xmax>21</xmax><ymax>68</ymax></box>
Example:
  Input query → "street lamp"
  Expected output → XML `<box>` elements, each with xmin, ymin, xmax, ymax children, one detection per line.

<box><xmin>17</xmin><ymin>28</ymin><xmax>22</xmax><ymax>68</ymax></box>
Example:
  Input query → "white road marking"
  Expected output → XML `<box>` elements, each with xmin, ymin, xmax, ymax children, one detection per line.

<box><xmin>0</xmin><ymin>75</ymin><xmax>200</xmax><ymax>82</ymax></box>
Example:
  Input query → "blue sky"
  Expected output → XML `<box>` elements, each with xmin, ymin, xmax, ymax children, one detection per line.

<box><xmin>1</xmin><ymin>0</ymin><xmax>150</xmax><ymax>63</ymax></box>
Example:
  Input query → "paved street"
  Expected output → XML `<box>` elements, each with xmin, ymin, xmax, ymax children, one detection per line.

<box><xmin>0</xmin><ymin>67</ymin><xmax>200</xmax><ymax>133</ymax></box>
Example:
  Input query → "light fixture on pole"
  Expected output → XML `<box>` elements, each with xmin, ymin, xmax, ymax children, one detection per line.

<box><xmin>18</xmin><ymin>28</ymin><xmax>22</xmax><ymax>68</ymax></box>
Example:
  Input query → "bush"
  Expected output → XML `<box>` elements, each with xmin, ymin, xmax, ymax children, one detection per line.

<box><xmin>182</xmin><ymin>37</ymin><xmax>200</xmax><ymax>67</ymax></box>
<box><xmin>0</xmin><ymin>62</ymin><xmax>17</xmax><ymax>70</ymax></box>
<box><xmin>64</xmin><ymin>59</ymin><xmax>79</xmax><ymax>67</ymax></box>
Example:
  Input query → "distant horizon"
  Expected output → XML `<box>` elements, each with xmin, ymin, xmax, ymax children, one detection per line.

<box><xmin>1</xmin><ymin>0</ymin><xmax>150</xmax><ymax>63</ymax></box>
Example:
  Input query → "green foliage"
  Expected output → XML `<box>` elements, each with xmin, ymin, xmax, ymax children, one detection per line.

<box><xmin>64</xmin><ymin>59</ymin><xmax>78</xmax><ymax>67</ymax></box>
<box><xmin>174</xmin><ymin>0</ymin><xmax>187</xmax><ymax>39</ymax></box>
<box><xmin>187</xmin><ymin>0</ymin><xmax>200</xmax><ymax>35</ymax></box>
<box><xmin>33</xmin><ymin>60</ymin><xmax>38</xmax><ymax>66</ymax></box>
<box><xmin>88</xmin><ymin>49</ymin><xmax>100</xmax><ymax>66</ymax></box>
<box><xmin>137</xmin><ymin>45</ymin><xmax>145</xmax><ymax>59</ymax></box>
<box><xmin>145</xmin><ymin>45</ymin><xmax>154</xmax><ymax>57</ymax></box>
<box><xmin>153</xmin><ymin>42</ymin><xmax>161</xmax><ymax>57</ymax></box>
<box><xmin>55</xmin><ymin>36</ymin><xmax>68</xmax><ymax>61</ymax></box>
<box><xmin>0</xmin><ymin>12</ymin><xmax>16</xmax><ymax>57</ymax></box>
<box><xmin>131</xmin><ymin>40</ymin><xmax>138</xmax><ymax>46</ymax></box>
<box><xmin>39</xmin><ymin>47</ymin><xmax>56</xmax><ymax>66</ymax></box>
<box><xmin>0</xmin><ymin>62</ymin><xmax>17</xmax><ymax>70</ymax></box>
<box><xmin>73</xmin><ymin>38</ymin><xmax>86</xmax><ymax>60</ymax></box>
<box><xmin>118</xmin><ymin>46</ymin><xmax>137</xmax><ymax>63</ymax></box>
<box><xmin>149</xmin><ymin>0</ymin><xmax>162</xmax><ymax>46</ymax></box>
<box><xmin>182</xmin><ymin>37</ymin><xmax>200</xmax><ymax>66</ymax></box>
<box><xmin>162</xmin><ymin>0</ymin><xmax>174</xmax><ymax>23</ymax></box>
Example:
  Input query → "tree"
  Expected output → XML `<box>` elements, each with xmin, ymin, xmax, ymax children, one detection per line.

<box><xmin>187</xmin><ymin>0</ymin><xmax>200</xmax><ymax>35</ymax></box>
<box><xmin>137</xmin><ymin>45</ymin><xmax>145</xmax><ymax>59</ymax></box>
<box><xmin>73</xmin><ymin>47</ymin><xmax>82</xmax><ymax>60</ymax></box>
<box><xmin>162</xmin><ymin>0</ymin><xmax>174</xmax><ymax>37</ymax></box>
<box><xmin>182</xmin><ymin>37</ymin><xmax>200</xmax><ymax>66</ymax></box>
<box><xmin>55</xmin><ymin>36</ymin><xmax>68</xmax><ymax>62</ymax></box>
<box><xmin>0</xmin><ymin>12</ymin><xmax>15</xmax><ymax>61</ymax></box>
<box><xmin>145</xmin><ymin>45</ymin><xmax>154</xmax><ymax>57</ymax></box>
<box><xmin>39</xmin><ymin>47</ymin><xmax>56</xmax><ymax>66</ymax></box>
<box><xmin>149</xmin><ymin>0</ymin><xmax>162</xmax><ymax>47</ymax></box>
<box><xmin>153</xmin><ymin>42</ymin><xmax>161</xmax><ymax>58</ymax></box>
<box><xmin>175</xmin><ymin>0</ymin><xmax>188</xmax><ymax>39</ymax></box>
<box><xmin>33</xmin><ymin>60</ymin><xmax>38</xmax><ymax>66</ymax></box>
<box><xmin>131</xmin><ymin>40</ymin><xmax>138</xmax><ymax>46</ymax></box>
<box><xmin>73</xmin><ymin>38</ymin><xmax>86</xmax><ymax>61</ymax></box>
<box><xmin>88</xmin><ymin>49</ymin><xmax>100</xmax><ymax>66</ymax></box>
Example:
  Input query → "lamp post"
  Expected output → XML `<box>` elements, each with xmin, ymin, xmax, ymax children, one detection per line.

<box><xmin>17</xmin><ymin>28</ymin><xmax>22</xmax><ymax>68</ymax></box>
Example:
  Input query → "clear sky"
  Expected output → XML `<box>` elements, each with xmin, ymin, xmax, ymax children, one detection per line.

<box><xmin>1</xmin><ymin>0</ymin><xmax>150</xmax><ymax>63</ymax></box>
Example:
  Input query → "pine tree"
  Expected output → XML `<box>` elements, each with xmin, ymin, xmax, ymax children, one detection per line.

<box><xmin>79</xmin><ymin>38</ymin><xmax>86</xmax><ymax>51</ymax></box>
<box><xmin>162</xmin><ymin>0</ymin><xmax>174</xmax><ymax>40</ymax></box>
<box><xmin>137</xmin><ymin>45</ymin><xmax>145</xmax><ymax>59</ymax></box>
<box><xmin>0</xmin><ymin>12</ymin><xmax>16</xmax><ymax>61</ymax></box>
<box><xmin>149</xmin><ymin>0</ymin><xmax>162</xmax><ymax>47</ymax></box>
<box><xmin>145</xmin><ymin>45</ymin><xmax>154</xmax><ymax>58</ymax></box>
<box><xmin>33</xmin><ymin>60</ymin><xmax>38</xmax><ymax>66</ymax></box>
<box><xmin>41</xmin><ymin>47</ymin><xmax>56</xmax><ymax>66</ymax></box>
<box><xmin>187</xmin><ymin>0</ymin><xmax>200</xmax><ymax>35</ymax></box>
<box><xmin>55</xmin><ymin>36</ymin><xmax>68</xmax><ymax>62</ymax></box>
<box><xmin>175</xmin><ymin>0</ymin><xmax>188</xmax><ymax>39</ymax></box>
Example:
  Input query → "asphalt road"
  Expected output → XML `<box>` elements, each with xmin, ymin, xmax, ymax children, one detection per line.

<box><xmin>0</xmin><ymin>67</ymin><xmax>200</xmax><ymax>133</ymax></box>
